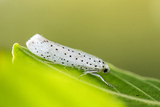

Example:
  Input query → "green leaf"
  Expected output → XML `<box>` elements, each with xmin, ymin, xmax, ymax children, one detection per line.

<box><xmin>11</xmin><ymin>43</ymin><xmax>160</xmax><ymax>107</ymax></box>
<box><xmin>1</xmin><ymin>43</ymin><xmax>160</xmax><ymax>107</ymax></box>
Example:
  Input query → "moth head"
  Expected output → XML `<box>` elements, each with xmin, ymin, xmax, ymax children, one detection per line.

<box><xmin>103</xmin><ymin>64</ymin><xmax>110</xmax><ymax>73</ymax></box>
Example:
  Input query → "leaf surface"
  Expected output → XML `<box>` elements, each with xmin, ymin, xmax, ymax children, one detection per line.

<box><xmin>2</xmin><ymin>43</ymin><xmax>160</xmax><ymax>107</ymax></box>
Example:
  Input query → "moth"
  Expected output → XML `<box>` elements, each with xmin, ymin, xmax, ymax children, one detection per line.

<box><xmin>26</xmin><ymin>34</ymin><xmax>113</xmax><ymax>87</ymax></box>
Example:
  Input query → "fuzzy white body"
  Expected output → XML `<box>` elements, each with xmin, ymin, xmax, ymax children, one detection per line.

<box><xmin>26</xmin><ymin>34</ymin><xmax>113</xmax><ymax>87</ymax></box>
<box><xmin>26</xmin><ymin>34</ymin><xmax>109</xmax><ymax>72</ymax></box>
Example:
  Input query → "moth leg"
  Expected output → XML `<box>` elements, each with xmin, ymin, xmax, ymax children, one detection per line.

<box><xmin>78</xmin><ymin>70</ymin><xmax>98</xmax><ymax>78</ymax></box>
<box><xmin>91</xmin><ymin>73</ymin><xmax>114</xmax><ymax>87</ymax></box>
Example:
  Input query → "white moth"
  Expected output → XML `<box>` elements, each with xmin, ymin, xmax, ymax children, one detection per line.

<box><xmin>26</xmin><ymin>34</ymin><xmax>113</xmax><ymax>87</ymax></box>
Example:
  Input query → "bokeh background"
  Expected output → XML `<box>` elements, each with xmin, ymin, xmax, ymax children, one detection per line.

<box><xmin>0</xmin><ymin>0</ymin><xmax>160</xmax><ymax>79</ymax></box>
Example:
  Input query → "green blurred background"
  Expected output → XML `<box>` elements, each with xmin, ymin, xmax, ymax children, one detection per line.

<box><xmin>0</xmin><ymin>0</ymin><xmax>160</xmax><ymax>79</ymax></box>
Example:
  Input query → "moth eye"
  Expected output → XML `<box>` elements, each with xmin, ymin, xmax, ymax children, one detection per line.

<box><xmin>103</xmin><ymin>68</ymin><xmax>110</xmax><ymax>73</ymax></box>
